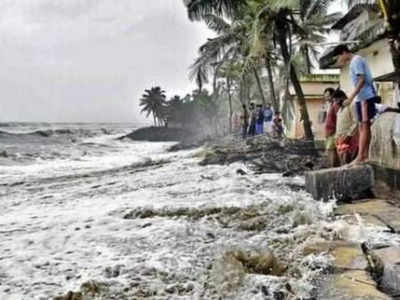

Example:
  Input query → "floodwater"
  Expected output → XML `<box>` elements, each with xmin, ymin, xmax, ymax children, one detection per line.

<box><xmin>0</xmin><ymin>123</ymin><xmax>395</xmax><ymax>299</ymax></box>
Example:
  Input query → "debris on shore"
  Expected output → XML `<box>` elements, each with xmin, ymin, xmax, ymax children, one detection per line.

<box><xmin>194</xmin><ymin>135</ymin><xmax>325</xmax><ymax>177</ymax></box>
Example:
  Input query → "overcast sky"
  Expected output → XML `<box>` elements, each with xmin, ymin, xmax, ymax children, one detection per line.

<box><xmin>0</xmin><ymin>0</ymin><xmax>212</xmax><ymax>122</ymax></box>
<box><xmin>0</xmin><ymin>1</ymin><xmax>344</xmax><ymax>122</ymax></box>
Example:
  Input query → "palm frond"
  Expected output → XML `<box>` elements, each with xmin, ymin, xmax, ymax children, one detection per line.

<box><xmin>184</xmin><ymin>0</ymin><xmax>246</xmax><ymax>21</ymax></box>
<box><xmin>203</xmin><ymin>14</ymin><xmax>231</xmax><ymax>34</ymax></box>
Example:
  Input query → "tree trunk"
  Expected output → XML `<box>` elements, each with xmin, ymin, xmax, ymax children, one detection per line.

<box><xmin>266</xmin><ymin>58</ymin><xmax>278</xmax><ymax>112</ymax></box>
<box><xmin>253</xmin><ymin>67</ymin><xmax>266</xmax><ymax>105</ymax></box>
<box><xmin>246</xmin><ymin>77</ymin><xmax>251</xmax><ymax>105</ymax></box>
<box><xmin>239</xmin><ymin>80</ymin><xmax>244</xmax><ymax>105</ymax></box>
<box><xmin>305</xmin><ymin>46</ymin><xmax>312</xmax><ymax>74</ymax></box>
<box><xmin>390</xmin><ymin>42</ymin><xmax>400</xmax><ymax>74</ymax></box>
<box><xmin>289</xmin><ymin>63</ymin><xmax>314</xmax><ymax>139</ymax></box>
<box><xmin>277</xmin><ymin>28</ymin><xmax>314</xmax><ymax>140</ymax></box>
<box><xmin>227</xmin><ymin>77</ymin><xmax>233</xmax><ymax>133</ymax></box>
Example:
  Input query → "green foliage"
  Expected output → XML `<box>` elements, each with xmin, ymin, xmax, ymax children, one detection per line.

<box><xmin>139</xmin><ymin>86</ymin><xmax>167</xmax><ymax>126</ymax></box>
<box><xmin>184</xmin><ymin>0</ymin><xmax>246</xmax><ymax>21</ymax></box>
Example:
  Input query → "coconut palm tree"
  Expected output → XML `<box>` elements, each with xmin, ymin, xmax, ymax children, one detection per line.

<box><xmin>246</xmin><ymin>0</ymin><xmax>340</xmax><ymax>140</ymax></box>
<box><xmin>296</xmin><ymin>0</ymin><xmax>342</xmax><ymax>73</ymax></box>
<box><xmin>184</xmin><ymin>0</ymin><xmax>246</xmax><ymax>21</ymax></box>
<box><xmin>189</xmin><ymin>13</ymin><xmax>253</xmax><ymax>132</ymax></box>
<box><xmin>166</xmin><ymin>95</ymin><xmax>185</xmax><ymax>125</ymax></box>
<box><xmin>347</xmin><ymin>0</ymin><xmax>400</xmax><ymax>75</ymax></box>
<box><xmin>139</xmin><ymin>87</ymin><xmax>167</xmax><ymax>126</ymax></box>
<box><xmin>190</xmin><ymin>11</ymin><xmax>273</xmax><ymax>115</ymax></box>
<box><xmin>185</xmin><ymin>0</ymin><xmax>339</xmax><ymax>140</ymax></box>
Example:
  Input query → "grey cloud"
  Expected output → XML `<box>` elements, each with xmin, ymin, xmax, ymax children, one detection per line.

<box><xmin>0</xmin><ymin>0</ymin><xmax>212</xmax><ymax>122</ymax></box>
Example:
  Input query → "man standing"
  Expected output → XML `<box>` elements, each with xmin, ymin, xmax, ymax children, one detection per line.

<box><xmin>324</xmin><ymin>88</ymin><xmax>340</xmax><ymax>167</ymax></box>
<box><xmin>255</xmin><ymin>104</ymin><xmax>264</xmax><ymax>135</ymax></box>
<box><xmin>248</xmin><ymin>102</ymin><xmax>257</xmax><ymax>136</ymax></box>
<box><xmin>263</xmin><ymin>103</ymin><xmax>274</xmax><ymax>135</ymax></box>
<box><xmin>333</xmin><ymin>45</ymin><xmax>377</xmax><ymax>165</ymax></box>
<box><xmin>241</xmin><ymin>104</ymin><xmax>249</xmax><ymax>139</ymax></box>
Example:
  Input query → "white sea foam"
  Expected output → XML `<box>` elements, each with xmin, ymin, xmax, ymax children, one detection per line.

<box><xmin>1</xmin><ymin>124</ymin><xmax>399</xmax><ymax>299</ymax></box>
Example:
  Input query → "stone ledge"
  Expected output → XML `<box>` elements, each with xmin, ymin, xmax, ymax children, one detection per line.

<box><xmin>303</xmin><ymin>241</ymin><xmax>368</xmax><ymax>272</ymax></box>
<box><xmin>305</xmin><ymin>165</ymin><xmax>375</xmax><ymax>201</ymax></box>
<box><xmin>371</xmin><ymin>163</ymin><xmax>400</xmax><ymax>201</ymax></box>
<box><xmin>319</xmin><ymin>270</ymin><xmax>391</xmax><ymax>300</ymax></box>
<box><xmin>335</xmin><ymin>199</ymin><xmax>400</xmax><ymax>233</ymax></box>
<box><xmin>371</xmin><ymin>247</ymin><xmax>400</xmax><ymax>296</ymax></box>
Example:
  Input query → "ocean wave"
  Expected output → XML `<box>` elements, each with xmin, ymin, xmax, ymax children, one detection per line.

<box><xmin>0</xmin><ymin>128</ymin><xmax>96</xmax><ymax>138</ymax></box>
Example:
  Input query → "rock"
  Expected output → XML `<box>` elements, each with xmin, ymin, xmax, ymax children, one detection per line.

<box><xmin>238</xmin><ymin>216</ymin><xmax>267</xmax><ymax>231</ymax></box>
<box><xmin>119</xmin><ymin>126</ymin><xmax>194</xmax><ymax>142</ymax></box>
<box><xmin>319</xmin><ymin>270</ymin><xmax>391</xmax><ymax>299</ymax></box>
<box><xmin>236</xmin><ymin>168</ymin><xmax>247</xmax><ymax>176</ymax></box>
<box><xmin>303</xmin><ymin>241</ymin><xmax>368</xmax><ymax>271</ymax></box>
<box><xmin>341</xmin><ymin>214</ymin><xmax>389</xmax><ymax>228</ymax></box>
<box><xmin>53</xmin><ymin>291</ymin><xmax>83</xmax><ymax>300</ymax></box>
<box><xmin>305</xmin><ymin>165</ymin><xmax>375</xmax><ymax>201</ymax></box>
<box><xmin>206</xmin><ymin>232</ymin><xmax>215</xmax><ymax>239</ymax></box>
<box><xmin>211</xmin><ymin>251</ymin><xmax>246</xmax><ymax>296</ymax></box>
<box><xmin>0</xmin><ymin>150</ymin><xmax>8</xmax><ymax>158</ymax></box>
<box><xmin>335</xmin><ymin>199</ymin><xmax>400</xmax><ymax>233</ymax></box>
<box><xmin>282</xmin><ymin>171</ymin><xmax>294</xmax><ymax>177</ymax></box>
<box><xmin>371</xmin><ymin>247</ymin><xmax>400</xmax><ymax>296</ymax></box>
<box><xmin>164</xmin><ymin>284</ymin><xmax>176</xmax><ymax>294</ymax></box>
<box><xmin>232</xmin><ymin>249</ymin><xmax>286</xmax><ymax>276</ymax></box>
<box><xmin>80</xmin><ymin>280</ymin><xmax>106</xmax><ymax>296</ymax></box>
<box><xmin>104</xmin><ymin>265</ymin><xmax>123</xmax><ymax>278</ymax></box>
<box><xmin>198</xmin><ymin>149</ymin><xmax>225</xmax><ymax>166</ymax></box>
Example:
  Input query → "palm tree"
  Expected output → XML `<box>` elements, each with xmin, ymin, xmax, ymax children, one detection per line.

<box><xmin>189</xmin><ymin>13</ymin><xmax>246</xmax><ymax>132</ymax></box>
<box><xmin>184</xmin><ymin>0</ymin><xmax>246</xmax><ymax>21</ymax></box>
<box><xmin>139</xmin><ymin>87</ymin><xmax>166</xmax><ymax>126</ymax></box>
<box><xmin>189</xmin><ymin>12</ymin><xmax>245</xmax><ymax>91</ymax></box>
<box><xmin>347</xmin><ymin>0</ymin><xmax>400</xmax><ymax>75</ymax></box>
<box><xmin>296</xmin><ymin>1</ymin><xmax>341</xmax><ymax>73</ymax></box>
<box><xmin>166</xmin><ymin>95</ymin><xmax>184</xmax><ymax>125</ymax></box>
<box><xmin>247</xmin><ymin>0</ymin><xmax>340</xmax><ymax>140</ymax></box>
<box><xmin>190</xmin><ymin>10</ymin><xmax>275</xmax><ymax>130</ymax></box>
<box><xmin>185</xmin><ymin>0</ymin><xmax>339</xmax><ymax>140</ymax></box>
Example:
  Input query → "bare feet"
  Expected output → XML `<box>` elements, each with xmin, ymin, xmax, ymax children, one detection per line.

<box><xmin>344</xmin><ymin>158</ymin><xmax>368</xmax><ymax>168</ymax></box>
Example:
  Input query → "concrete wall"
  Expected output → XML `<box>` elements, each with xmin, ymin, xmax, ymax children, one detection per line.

<box><xmin>286</xmin><ymin>81</ymin><xmax>339</xmax><ymax>140</ymax></box>
<box><xmin>289</xmin><ymin>98</ymin><xmax>326</xmax><ymax>140</ymax></box>
<box><xmin>370</xmin><ymin>113</ymin><xmax>400</xmax><ymax>170</ymax></box>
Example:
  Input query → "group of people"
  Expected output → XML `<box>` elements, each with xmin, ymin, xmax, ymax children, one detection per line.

<box><xmin>239</xmin><ymin>103</ymin><xmax>283</xmax><ymax>139</ymax></box>
<box><xmin>324</xmin><ymin>44</ymin><xmax>400</xmax><ymax>168</ymax></box>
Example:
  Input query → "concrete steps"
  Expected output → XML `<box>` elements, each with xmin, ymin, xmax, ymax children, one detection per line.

<box><xmin>305</xmin><ymin>163</ymin><xmax>400</xmax><ymax>298</ymax></box>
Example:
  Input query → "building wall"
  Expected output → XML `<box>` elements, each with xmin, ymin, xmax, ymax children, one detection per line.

<box><xmin>288</xmin><ymin>98</ymin><xmax>325</xmax><ymax>140</ymax></box>
<box><xmin>286</xmin><ymin>81</ymin><xmax>339</xmax><ymax>141</ymax></box>
<box><xmin>339</xmin><ymin>39</ymin><xmax>395</xmax><ymax>105</ymax></box>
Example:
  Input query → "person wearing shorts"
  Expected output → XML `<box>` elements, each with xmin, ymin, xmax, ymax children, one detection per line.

<box><xmin>334</xmin><ymin>44</ymin><xmax>377</xmax><ymax>165</ymax></box>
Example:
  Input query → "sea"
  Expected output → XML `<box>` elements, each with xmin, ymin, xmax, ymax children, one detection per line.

<box><xmin>0</xmin><ymin>123</ymin><xmax>396</xmax><ymax>299</ymax></box>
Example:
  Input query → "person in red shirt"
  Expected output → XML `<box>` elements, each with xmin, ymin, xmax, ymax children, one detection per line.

<box><xmin>324</xmin><ymin>88</ymin><xmax>340</xmax><ymax>167</ymax></box>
